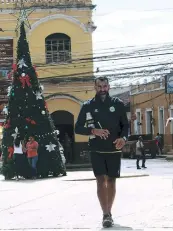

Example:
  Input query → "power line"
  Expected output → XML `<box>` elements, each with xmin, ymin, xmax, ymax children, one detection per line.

<box><xmin>3</xmin><ymin>39</ymin><xmax>173</xmax><ymax>52</ymax></box>
<box><xmin>6</xmin><ymin>49</ymin><xmax>169</xmax><ymax>81</ymax></box>
<box><xmin>41</xmin><ymin>79</ymin><xmax>166</xmax><ymax>106</ymax></box>
<box><xmin>20</xmin><ymin>45</ymin><xmax>173</xmax><ymax>59</ymax></box>
<box><xmin>35</xmin><ymin>53</ymin><xmax>173</xmax><ymax>77</ymax></box>
<box><xmin>3</xmin><ymin>47</ymin><xmax>171</xmax><ymax>76</ymax></box>
<box><xmin>3</xmin><ymin>40</ymin><xmax>173</xmax><ymax>58</ymax></box>
<box><xmin>2</xmin><ymin>56</ymin><xmax>171</xmax><ymax>81</ymax></box>
<box><xmin>131</xmin><ymin>92</ymin><xmax>165</xmax><ymax>107</ymax></box>
<box><xmin>38</xmin><ymin>70</ymin><xmax>168</xmax><ymax>83</ymax></box>
<box><xmin>19</xmin><ymin>50</ymin><xmax>172</xmax><ymax>74</ymax></box>
<box><xmin>36</xmin><ymin>62</ymin><xmax>171</xmax><ymax>80</ymax></box>
<box><xmin>36</xmin><ymin>60</ymin><xmax>173</xmax><ymax>72</ymax></box>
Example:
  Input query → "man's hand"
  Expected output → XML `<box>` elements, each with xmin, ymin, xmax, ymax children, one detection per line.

<box><xmin>91</xmin><ymin>129</ymin><xmax>110</xmax><ymax>140</ymax></box>
<box><xmin>113</xmin><ymin>138</ymin><xmax>126</xmax><ymax>150</ymax></box>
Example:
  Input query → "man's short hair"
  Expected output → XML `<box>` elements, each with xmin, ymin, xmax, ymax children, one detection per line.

<box><xmin>94</xmin><ymin>76</ymin><xmax>109</xmax><ymax>84</ymax></box>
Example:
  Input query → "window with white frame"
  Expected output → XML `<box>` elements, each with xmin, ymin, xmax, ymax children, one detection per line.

<box><xmin>146</xmin><ymin>110</ymin><xmax>153</xmax><ymax>134</ymax></box>
<box><xmin>170</xmin><ymin>108</ymin><xmax>173</xmax><ymax>134</ymax></box>
<box><xmin>45</xmin><ymin>33</ymin><xmax>71</xmax><ymax>64</ymax></box>
<box><xmin>158</xmin><ymin>107</ymin><xmax>164</xmax><ymax>134</ymax></box>
<box><xmin>134</xmin><ymin>120</ymin><xmax>138</xmax><ymax>135</ymax></box>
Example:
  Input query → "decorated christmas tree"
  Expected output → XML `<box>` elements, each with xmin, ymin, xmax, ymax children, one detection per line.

<box><xmin>1</xmin><ymin>21</ymin><xmax>65</xmax><ymax>179</ymax></box>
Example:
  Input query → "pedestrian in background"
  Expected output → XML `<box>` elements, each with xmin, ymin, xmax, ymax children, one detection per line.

<box><xmin>26</xmin><ymin>136</ymin><xmax>39</xmax><ymax>179</ymax></box>
<box><xmin>75</xmin><ymin>77</ymin><xmax>128</xmax><ymax>228</ymax></box>
<box><xmin>13</xmin><ymin>136</ymin><xmax>25</xmax><ymax>180</ymax></box>
<box><xmin>58</xmin><ymin>141</ymin><xmax>67</xmax><ymax>176</ymax></box>
<box><xmin>155</xmin><ymin>133</ymin><xmax>163</xmax><ymax>155</ymax></box>
<box><xmin>136</xmin><ymin>136</ymin><xmax>147</xmax><ymax>169</ymax></box>
<box><xmin>63</xmin><ymin>133</ymin><xmax>72</xmax><ymax>163</ymax></box>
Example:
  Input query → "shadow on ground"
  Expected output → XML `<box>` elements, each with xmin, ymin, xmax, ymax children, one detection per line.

<box><xmin>100</xmin><ymin>224</ymin><xmax>143</xmax><ymax>231</ymax></box>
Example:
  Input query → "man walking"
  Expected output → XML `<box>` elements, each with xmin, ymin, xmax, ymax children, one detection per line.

<box><xmin>155</xmin><ymin>133</ymin><xmax>163</xmax><ymax>155</ymax></box>
<box><xmin>136</xmin><ymin>136</ymin><xmax>146</xmax><ymax>169</ymax></box>
<box><xmin>75</xmin><ymin>77</ymin><xmax>129</xmax><ymax>228</ymax></box>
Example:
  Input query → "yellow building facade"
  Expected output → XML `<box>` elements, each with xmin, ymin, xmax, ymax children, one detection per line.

<box><xmin>0</xmin><ymin>0</ymin><xmax>96</xmax><ymax>163</ymax></box>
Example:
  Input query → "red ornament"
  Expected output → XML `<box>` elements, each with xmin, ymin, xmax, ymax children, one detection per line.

<box><xmin>7</xmin><ymin>71</ymin><xmax>13</xmax><ymax>80</ymax></box>
<box><xmin>45</xmin><ymin>102</ymin><xmax>48</xmax><ymax>109</ymax></box>
<box><xmin>26</xmin><ymin>118</ymin><xmax>36</xmax><ymax>125</ymax></box>
<box><xmin>19</xmin><ymin>74</ymin><xmax>31</xmax><ymax>88</ymax></box>
<box><xmin>30</xmin><ymin>120</ymin><xmax>36</xmax><ymax>125</ymax></box>
<box><xmin>8</xmin><ymin>146</ymin><xmax>14</xmax><ymax>159</ymax></box>
<box><xmin>12</xmin><ymin>64</ymin><xmax>17</xmax><ymax>72</ymax></box>
<box><xmin>26</xmin><ymin>118</ymin><xmax>31</xmax><ymax>122</ymax></box>
<box><xmin>4</xmin><ymin>119</ymin><xmax>10</xmax><ymax>129</ymax></box>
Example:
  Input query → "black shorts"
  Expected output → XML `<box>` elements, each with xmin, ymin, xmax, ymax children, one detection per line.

<box><xmin>90</xmin><ymin>151</ymin><xmax>121</xmax><ymax>178</ymax></box>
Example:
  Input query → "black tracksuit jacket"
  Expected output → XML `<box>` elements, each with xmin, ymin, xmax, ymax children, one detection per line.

<box><xmin>75</xmin><ymin>94</ymin><xmax>129</xmax><ymax>152</ymax></box>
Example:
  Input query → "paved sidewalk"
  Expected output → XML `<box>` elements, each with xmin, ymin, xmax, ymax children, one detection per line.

<box><xmin>0</xmin><ymin>159</ymin><xmax>173</xmax><ymax>230</ymax></box>
<box><xmin>0</xmin><ymin>176</ymin><xmax>173</xmax><ymax>230</ymax></box>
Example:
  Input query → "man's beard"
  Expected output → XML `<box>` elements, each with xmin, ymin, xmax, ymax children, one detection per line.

<box><xmin>97</xmin><ymin>92</ymin><xmax>108</xmax><ymax>101</ymax></box>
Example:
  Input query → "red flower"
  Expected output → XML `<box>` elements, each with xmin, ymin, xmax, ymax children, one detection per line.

<box><xmin>30</xmin><ymin>120</ymin><xmax>36</xmax><ymax>125</ymax></box>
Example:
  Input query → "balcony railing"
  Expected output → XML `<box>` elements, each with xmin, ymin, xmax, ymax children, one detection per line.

<box><xmin>0</xmin><ymin>0</ymin><xmax>95</xmax><ymax>9</ymax></box>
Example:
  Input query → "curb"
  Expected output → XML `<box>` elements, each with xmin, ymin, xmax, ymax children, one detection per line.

<box><xmin>120</xmin><ymin>174</ymin><xmax>149</xmax><ymax>178</ymax></box>
<box><xmin>67</xmin><ymin>168</ymin><xmax>92</xmax><ymax>172</ymax></box>
<box><xmin>63</xmin><ymin>174</ymin><xmax>149</xmax><ymax>181</ymax></box>
<box><xmin>166</xmin><ymin>155</ymin><xmax>173</xmax><ymax>161</ymax></box>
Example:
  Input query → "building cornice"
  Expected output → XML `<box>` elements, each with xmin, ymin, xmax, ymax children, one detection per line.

<box><xmin>130</xmin><ymin>87</ymin><xmax>165</xmax><ymax>96</ymax></box>
<box><xmin>0</xmin><ymin>36</ymin><xmax>14</xmax><ymax>39</ymax></box>
<box><xmin>40</xmin><ymin>76</ymin><xmax>94</xmax><ymax>84</ymax></box>
<box><xmin>45</xmin><ymin>93</ymin><xmax>83</xmax><ymax>105</ymax></box>
<box><xmin>0</xmin><ymin>6</ymin><xmax>96</xmax><ymax>14</ymax></box>
<box><xmin>30</xmin><ymin>13</ymin><xmax>89</xmax><ymax>33</ymax></box>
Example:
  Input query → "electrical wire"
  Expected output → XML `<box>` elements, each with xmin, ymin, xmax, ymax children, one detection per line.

<box><xmin>3</xmin><ymin>40</ymin><xmax>173</xmax><ymax>54</ymax></box>
<box><xmin>131</xmin><ymin>92</ymin><xmax>165</xmax><ymax>107</ymax></box>
<box><xmin>1</xmin><ymin>34</ymin><xmax>173</xmax><ymax>84</ymax></box>
<box><xmin>3</xmin><ymin>48</ymin><xmax>170</xmax><ymax>80</ymax></box>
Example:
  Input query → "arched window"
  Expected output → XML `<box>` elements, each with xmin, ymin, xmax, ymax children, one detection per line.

<box><xmin>45</xmin><ymin>33</ymin><xmax>71</xmax><ymax>64</ymax></box>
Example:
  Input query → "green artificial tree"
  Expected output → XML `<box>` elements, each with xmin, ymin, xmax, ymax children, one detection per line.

<box><xmin>1</xmin><ymin>21</ymin><xmax>65</xmax><ymax>179</ymax></box>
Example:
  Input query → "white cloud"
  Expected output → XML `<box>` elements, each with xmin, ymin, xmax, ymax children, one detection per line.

<box><xmin>92</xmin><ymin>1</ymin><xmax>173</xmax><ymax>85</ymax></box>
<box><xmin>93</xmin><ymin>10</ymin><xmax>173</xmax><ymax>48</ymax></box>
<box><xmin>136</xmin><ymin>23</ymin><xmax>173</xmax><ymax>45</ymax></box>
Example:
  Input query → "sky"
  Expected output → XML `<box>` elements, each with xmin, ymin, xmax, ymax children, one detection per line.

<box><xmin>93</xmin><ymin>0</ymin><xmax>173</xmax><ymax>48</ymax></box>
<box><xmin>92</xmin><ymin>0</ymin><xmax>173</xmax><ymax>86</ymax></box>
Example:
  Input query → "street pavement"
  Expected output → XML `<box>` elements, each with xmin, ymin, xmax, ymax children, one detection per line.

<box><xmin>0</xmin><ymin>158</ymin><xmax>173</xmax><ymax>231</ymax></box>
